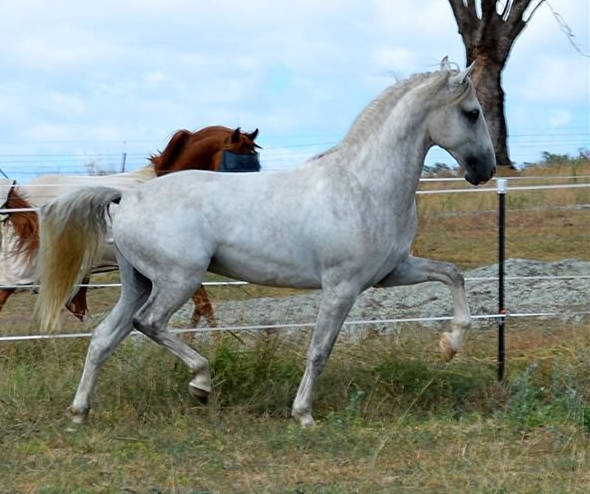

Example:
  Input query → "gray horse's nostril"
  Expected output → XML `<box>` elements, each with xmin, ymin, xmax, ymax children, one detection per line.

<box><xmin>465</xmin><ymin>155</ymin><xmax>478</xmax><ymax>169</ymax></box>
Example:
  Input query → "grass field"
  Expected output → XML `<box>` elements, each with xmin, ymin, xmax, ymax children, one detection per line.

<box><xmin>1</xmin><ymin>159</ymin><xmax>589</xmax><ymax>493</ymax></box>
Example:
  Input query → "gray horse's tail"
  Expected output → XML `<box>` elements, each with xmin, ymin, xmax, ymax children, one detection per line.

<box><xmin>36</xmin><ymin>186</ymin><xmax>122</xmax><ymax>331</ymax></box>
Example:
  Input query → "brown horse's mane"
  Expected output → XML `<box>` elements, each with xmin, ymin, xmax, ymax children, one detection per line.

<box><xmin>149</xmin><ymin>129</ymin><xmax>192</xmax><ymax>176</ymax></box>
<box><xmin>4</xmin><ymin>187</ymin><xmax>39</xmax><ymax>261</ymax></box>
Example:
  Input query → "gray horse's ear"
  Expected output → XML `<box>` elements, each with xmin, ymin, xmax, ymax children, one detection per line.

<box><xmin>448</xmin><ymin>61</ymin><xmax>476</xmax><ymax>88</ymax></box>
<box><xmin>440</xmin><ymin>56</ymin><xmax>451</xmax><ymax>71</ymax></box>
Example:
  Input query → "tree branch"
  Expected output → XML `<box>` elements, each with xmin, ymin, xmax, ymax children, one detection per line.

<box><xmin>524</xmin><ymin>0</ymin><xmax>545</xmax><ymax>23</ymax></box>
<box><xmin>504</xmin><ymin>0</ymin><xmax>544</xmax><ymax>51</ymax></box>
<box><xmin>465</xmin><ymin>0</ymin><xmax>478</xmax><ymax>17</ymax></box>
<box><xmin>481</xmin><ymin>0</ymin><xmax>505</xmax><ymax>45</ymax></box>
<box><xmin>500</xmin><ymin>0</ymin><xmax>513</xmax><ymax>20</ymax></box>
<box><xmin>506</xmin><ymin>0</ymin><xmax>535</xmax><ymax>28</ymax></box>
<box><xmin>481</xmin><ymin>0</ymin><xmax>498</xmax><ymax>25</ymax></box>
<box><xmin>448</xmin><ymin>0</ymin><xmax>479</xmax><ymax>39</ymax></box>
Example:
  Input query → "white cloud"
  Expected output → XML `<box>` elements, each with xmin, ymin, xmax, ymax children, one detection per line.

<box><xmin>48</xmin><ymin>92</ymin><xmax>87</xmax><ymax>116</ymax></box>
<box><xmin>0</xmin><ymin>0</ymin><xmax>587</xmax><ymax>173</ymax></box>
<box><xmin>548</xmin><ymin>110</ymin><xmax>572</xmax><ymax>127</ymax></box>
<box><xmin>25</xmin><ymin>122</ymin><xmax>123</xmax><ymax>142</ymax></box>
<box><xmin>143</xmin><ymin>71</ymin><xmax>165</xmax><ymax>84</ymax></box>
<box><xmin>513</xmin><ymin>54</ymin><xmax>589</xmax><ymax>104</ymax></box>
<box><xmin>372</xmin><ymin>46</ymin><xmax>417</xmax><ymax>79</ymax></box>
<box><xmin>502</xmin><ymin>1</ymin><xmax>589</xmax><ymax>107</ymax></box>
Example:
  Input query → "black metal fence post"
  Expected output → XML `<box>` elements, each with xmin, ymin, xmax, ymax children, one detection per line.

<box><xmin>497</xmin><ymin>178</ymin><xmax>507</xmax><ymax>382</ymax></box>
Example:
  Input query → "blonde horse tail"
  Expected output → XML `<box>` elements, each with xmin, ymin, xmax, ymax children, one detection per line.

<box><xmin>36</xmin><ymin>186</ymin><xmax>122</xmax><ymax>331</ymax></box>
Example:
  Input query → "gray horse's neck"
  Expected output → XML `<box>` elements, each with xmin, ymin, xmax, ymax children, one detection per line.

<box><xmin>318</xmin><ymin>75</ymin><xmax>440</xmax><ymax>207</ymax></box>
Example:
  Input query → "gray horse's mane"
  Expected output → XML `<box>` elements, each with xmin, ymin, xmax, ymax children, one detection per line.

<box><xmin>308</xmin><ymin>70</ymin><xmax>468</xmax><ymax>164</ymax></box>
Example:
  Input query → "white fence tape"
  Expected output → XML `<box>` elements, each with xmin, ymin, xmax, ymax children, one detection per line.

<box><xmin>1</xmin><ymin>275</ymin><xmax>590</xmax><ymax>291</ymax></box>
<box><xmin>0</xmin><ymin>179</ymin><xmax>587</xmax><ymax>343</ymax></box>
<box><xmin>1</xmin><ymin>311</ymin><xmax>589</xmax><ymax>343</ymax></box>
<box><xmin>3</xmin><ymin>181</ymin><xmax>589</xmax><ymax>214</ymax></box>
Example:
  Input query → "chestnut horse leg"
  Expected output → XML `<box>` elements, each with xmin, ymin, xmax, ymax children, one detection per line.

<box><xmin>182</xmin><ymin>286</ymin><xmax>217</xmax><ymax>343</ymax></box>
<box><xmin>191</xmin><ymin>286</ymin><xmax>217</xmax><ymax>328</ymax></box>
<box><xmin>0</xmin><ymin>288</ymin><xmax>16</xmax><ymax>312</ymax></box>
<box><xmin>189</xmin><ymin>286</ymin><xmax>244</xmax><ymax>344</ymax></box>
<box><xmin>65</xmin><ymin>276</ymin><xmax>90</xmax><ymax>322</ymax></box>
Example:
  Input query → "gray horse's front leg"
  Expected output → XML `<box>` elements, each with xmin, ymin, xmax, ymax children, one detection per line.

<box><xmin>376</xmin><ymin>255</ymin><xmax>471</xmax><ymax>361</ymax></box>
<box><xmin>292</xmin><ymin>283</ymin><xmax>358</xmax><ymax>427</ymax></box>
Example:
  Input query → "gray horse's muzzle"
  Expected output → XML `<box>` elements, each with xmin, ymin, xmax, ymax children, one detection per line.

<box><xmin>464</xmin><ymin>152</ymin><xmax>496</xmax><ymax>186</ymax></box>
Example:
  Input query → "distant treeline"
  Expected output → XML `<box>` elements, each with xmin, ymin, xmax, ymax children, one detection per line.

<box><xmin>422</xmin><ymin>148</ymin><xmax>590</xmax><ymax>177</ymax></box>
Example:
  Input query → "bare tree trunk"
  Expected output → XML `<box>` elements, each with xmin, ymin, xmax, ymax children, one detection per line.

<box><xmin>469</xmin><ymin>55</ymin><xmax>511</xmax><ymax>168</ymax></box>
<box><xmin>448</xmin><ymin>0</ymin><xmax>545</xmax><ymax>168</ymax></box>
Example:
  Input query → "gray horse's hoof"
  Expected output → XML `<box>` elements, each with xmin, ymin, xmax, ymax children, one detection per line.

<box><xmin>292</xmin><ymin>408</ymin><xmax>315</xmax><ymax>428</ymax></box>
<box><xmin>67</xmin><ymin>406</ymin><xmax>88</xmax><ymax>426</ymax></box>
<box><xmin>188</xmin><ymin>377</ymin><xmax>211</xmax><ymax>405</ymax></box>
<box><xmin>439</xmin><ymin>334</ymin><xmax>457</xmax><ymax>362</ymax></box>
<box><xmin>188</xmin><ymin>383</ymin><xmax>209</xmax><ymax>404</ymax></box>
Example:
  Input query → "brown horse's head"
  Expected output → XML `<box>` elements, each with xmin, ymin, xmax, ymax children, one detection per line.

<box><xmin>224</xmin><ymin>127</ymin><xmax>261</xmax><ymax>154</ymax></box>
<box><xmin>150</xmin><ymin>125</ymin><xmax>261</xmax><ymax>176</ymax></box>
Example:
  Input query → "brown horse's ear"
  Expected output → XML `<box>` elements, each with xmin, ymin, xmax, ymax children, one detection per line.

<box><xmin>247</xmin><ymin>128</ymin><xmax>259</xmax><ymax>141</ymax></box>
<box><xmin>231</xmin><ymin>127</ymin><xmax>241</xmax><ymax>143</ymax></box>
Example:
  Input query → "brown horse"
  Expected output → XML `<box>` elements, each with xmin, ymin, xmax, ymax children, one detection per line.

<box><xmin>150</xmin><ymin>125</ymin><xmax>260</xmax><ymax>176</ymax></box>
<box><xmin>0</xmin><ymin>125</ymin><xmax>261</xmax><ymax>326</ymax></box>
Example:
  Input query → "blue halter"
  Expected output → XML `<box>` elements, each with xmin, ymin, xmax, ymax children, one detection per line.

<box><xmin>219</xmin><ymin>151</ymin><xmax>261</xmax><ymax>172</ymax></box>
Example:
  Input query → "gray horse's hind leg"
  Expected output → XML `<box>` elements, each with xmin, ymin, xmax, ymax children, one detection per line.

<box><xmin>375</xmin><ymin>255</ymin><xmax>471</xmax><ymax>361</ymax></box>
<box><xmin>292</xmin><ymin>283</ymin><xmax>359</xmax><ymax>427</ymax></box>
<box><xmin>70</xmin><ymin>256</ymin><xmax>151</xmax><ymax>424</ymax></box>
<box><xmin>132</xmin><ymin>278</ymin><xmax>211</xmax><ymax>400</ymax></box>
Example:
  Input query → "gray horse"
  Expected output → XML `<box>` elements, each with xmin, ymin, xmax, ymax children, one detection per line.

<box><xmin>37</xmin><ymin>61</ymin><xmax>495</xmax><ymax>426</ymax></box>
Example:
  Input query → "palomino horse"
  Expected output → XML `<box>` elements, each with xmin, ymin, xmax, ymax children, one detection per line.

<box><xmin>0</xmin><ymin>166</ymin><xmax>155</xmax><ymax>319</ymax></box>
<box><xmin>0</xmin><ymin>126</ymin><xmax>260</xmax><ymax>325</ymax></box>
<box><xmin>37</xmin><ymin>62</ymin><xmax>495</xmax><ymax>426</ymax></box>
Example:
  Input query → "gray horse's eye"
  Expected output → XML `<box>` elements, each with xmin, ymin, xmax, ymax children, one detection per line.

<box><xmin>464</xmin><ymin>108</ymin><xmax>480</xmax><ymax>123</ymax></box>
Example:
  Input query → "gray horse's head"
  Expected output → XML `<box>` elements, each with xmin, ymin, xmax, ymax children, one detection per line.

<box><xmin>427</xmin><ymin>61</ymin><xmax>496</xmax><ymax>185</ymax></box>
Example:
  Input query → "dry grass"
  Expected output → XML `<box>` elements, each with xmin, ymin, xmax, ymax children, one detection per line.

<box><xmin>1</xmin><ymin>158</ymin><xmax>589</xmax><ymax>493</ymax></box>
<box><xmin>414</xmin><ymin>159</ymin><xmax>590</xmax><ymax>268</ymax></box>
<box><xmin>2</xmin><ymin>321</ymin><xmax>590</xmax><ymax>493</ymax></box>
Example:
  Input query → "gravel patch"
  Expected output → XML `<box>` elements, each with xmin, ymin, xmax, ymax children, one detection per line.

<box><xmin>170</xmin><ymin>259</ymin><xmax>590</xmax><ymax>338</ymax></box>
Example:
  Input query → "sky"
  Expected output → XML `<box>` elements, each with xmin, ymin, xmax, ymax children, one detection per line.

<box><xmin>0</xmin><ymin>0</ymin><xmax>588</xmax><ymax>180</ymax></box>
